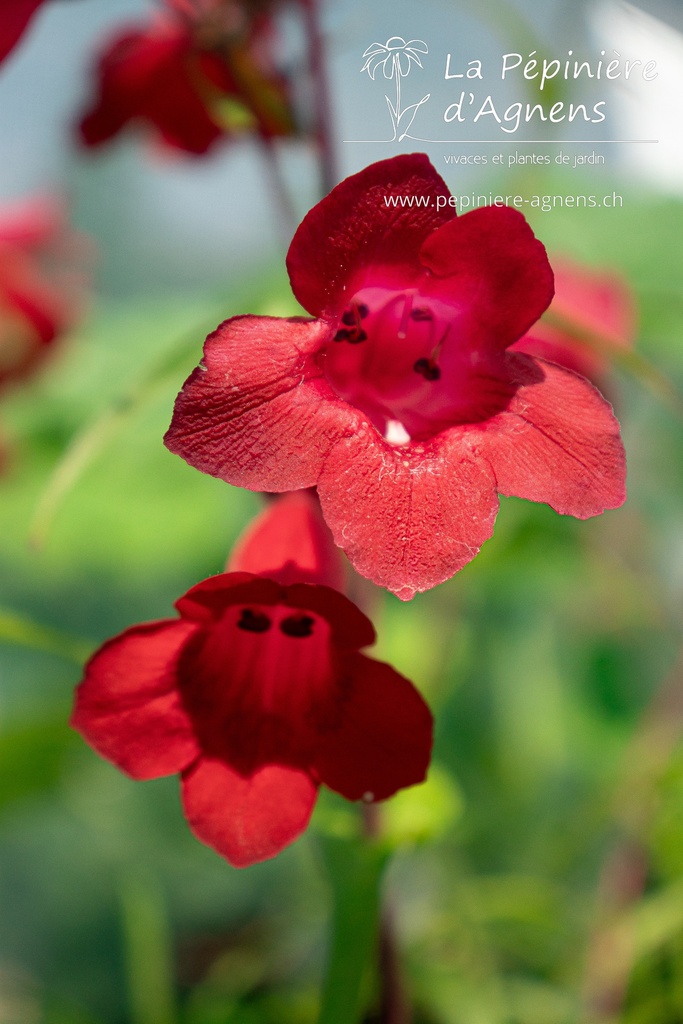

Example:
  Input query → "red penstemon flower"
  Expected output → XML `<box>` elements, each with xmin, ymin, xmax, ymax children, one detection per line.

<box><xmin>0</xmin><ymin>196</ymin><xmax>85</xmax><ymax>389</ymax></box>
<box><xmin>512</xmin><ymin>258</ymin><xmax>635</xmax><ymax>388</ymax></box>
<box><xmin>0</xmin><ymin>0</ymin><xmax>45</xmax><ymax>64</ymax></box>
<box><xmin>78</xmin><ymin>0</ymin><xmax>295</xmax><ymax>155</ymax></box>
<box><xmin>71</xmin><ymin>493</ymin><xmax>433</xmax><ymax>867</ymax></box>
<box><xmin>165</xmin><ymin>154</ymin><xmax>627</xmax><ymax>599</ymax></box>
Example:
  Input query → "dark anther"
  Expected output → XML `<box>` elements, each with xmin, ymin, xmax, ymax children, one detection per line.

<box><xmin>410</xmin><ymin>307</ymin><xmax>433</xmax><ymax>321</ymax></box>
<box><xmin>333</xmin><ymin>328</ymin><xmax>351</xmax><ymax>341</ymax></box>
<box><xmin>414</xmin><ymin>357</ymin><xmax>441</xmax><ymax>381</ymax></box>
<box><xmin>237</xmin><ymin>608</ymin><xmax>271</xmax><ymax>633</ymax></box>
<box><xmin>341</xmin><ymin>303</ymin><xmax>370</xmax><ymax>325</ymax></box>
<box><xmin>280</xmin><ymin>614</ymin><xmax>315</xmax><ymax>638</ymax></box>
<box><xmin>347</xmin><ymin>328</ymin><xmax>368</xmax><ymax>344</ymax></box>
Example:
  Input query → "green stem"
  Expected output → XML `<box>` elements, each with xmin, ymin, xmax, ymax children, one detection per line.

<box><xmin>28</xmin><ymin>318</ymin><xmax>220</xmax><ymax>550</ymax></box>
<box><xmin>317</xmin><ymin>833</ymin><xmax>389</xmax><ymax>1024</ymax></box>
<box><xmin>120</xmin><ymin>868</ymin><xmax>178</xmax><ymax>1024</ymax></box>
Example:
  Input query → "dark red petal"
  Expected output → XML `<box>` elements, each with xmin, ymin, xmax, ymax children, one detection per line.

<box><xmin>469</xmin><ymin>353</ymin><xmax>627</xmax><ymax>517</ymax></box>
<box><xmin>419</xmin><ymin>205</ymin><xmax>554</xmax><ymax>349</ymax></box>
<box><xmin>281</xmin><ymin>584</ymin><xmax>375</xmax><ymax>650</ymax></box>
<box><xmin>174</xmin><ymin>572</ymin><xmax>374</xmax><ymax>650</ymax></box>
<box><xmin>181</xmin><ymin>758</ymin><xmax>318</xmax><ymax>867</ymax></box>
<box><xmin>175</xmin><ymin>574</ymin><xmax>281</xmax><ymax>623</ymax></box>
<box><xmin>316</xmin><ymin>425</ymin><xmax>499</xmax><ymax>599</ymax></box>
<box><xmin>227</xmin><ymin>491</ymin><xmax>346</xmax><ymax>590</ymax></box>
<box><xmin>0</xmin><ymin>0</ymin><xmax>44</xmax><ymax>63</ymax></box>
<box><xmin>164</xmin><ymin>315</ymin><xmax>360</xmax><ymax>491</ymax></box>
<box><xmin>313</xmin><ymin>653</ymin><xmax>433</xmax><ymax>801</ymax></box>
<box><xmin>287</xmin><ymin>154</ymin><xmax>454</xmax><ymax>319</ymax></box>
<box><xmin>71</xmin><ymin>620</ymin><xmax>200</xmax><ymax>780</ymax></box>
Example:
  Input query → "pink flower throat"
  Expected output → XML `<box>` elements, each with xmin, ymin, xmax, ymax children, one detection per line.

<box><xmin>322</xmin><ymin>283</ymin><xmax>513</xmax><ymax>442</ymax></box>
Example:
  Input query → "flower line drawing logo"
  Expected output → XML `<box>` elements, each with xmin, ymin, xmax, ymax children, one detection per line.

<box><xmin>361</xmin><ymin>37</ymin><xmax>430</xmax><ymax>142</ymax></box>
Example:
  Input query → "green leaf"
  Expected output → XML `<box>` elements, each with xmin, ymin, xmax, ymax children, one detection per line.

<box><xmin>0</xmin><ymin>606</ymin><xmax>92</xmax><ymax>664</ymax></box>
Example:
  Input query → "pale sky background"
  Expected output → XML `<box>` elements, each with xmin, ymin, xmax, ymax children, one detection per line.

<box><xmin>0</xmin><ymin>0</ymin><xmax>678</xmax><ymax>295</ymax></box>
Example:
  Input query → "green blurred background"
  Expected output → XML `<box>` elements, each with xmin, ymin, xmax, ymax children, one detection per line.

<box><xmin>1</xmin><ymin>1</ymin><xmax>683</xmax><ymax>1022</ymax></box>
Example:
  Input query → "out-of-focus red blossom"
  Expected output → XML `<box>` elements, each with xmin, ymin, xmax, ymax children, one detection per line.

<box><xmin>71</xmin><ymin>493</ymin><xmax>433</xmax><ymax>867</ymax></box>
<box><xmin>0</xmin><ymin>196</ymin><xmax>86</xmax><ymax>389</ymax></box>
<box><xmin>512</xmin><ymin>259</ymin><xmax>636</xmax><ymax>387</ymax></box>
<box><xmin>164</xmin><ymin>154</ymin><xmax>627</xmax><ymax>600</ymax></box>
<box><xmin>78</xmin><ymin>0</ymin><xmax>296</xmax><ymax>156</ymax></box>
<box><xmin>0</xmin><ymin>0</ymin><xmax>45</xmax><ymax>64</ymax></box>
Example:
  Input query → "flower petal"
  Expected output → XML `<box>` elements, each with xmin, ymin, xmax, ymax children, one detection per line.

<box><xmin>316</xmin><ymin>424</ymin><xmax>499</xmax><ymax>599</ymax></box>
<box><xmin>227</xmin><ymin>491</ymin><xmax>346</xmax><ymax>590</ymax></box>
<box><xmin>181</xmin><ymin>758</ymin><xmax>318</xmax><ymax>867</ymax></box>
<box><xmin>313</xmin><ymin>653</ymin><xmax>433</xmax><ymax>801</ymax></box>
<box><xmin>286</xmin><ymin>154</ymin><xmax>454</xmax><ymax>319</ymax></box>
<box><xmin>164</xmin><ymin>315</ymin><xmax>360</xmax><ymax>491</ymax></box>
<box><xmin>174</xmin><ymin>574</ymin><xmax>281</xmax><ymax>622</ymax></box>
<box><xmin>71</xmin><ymin>620</ymin><xmax>201</xmax><ymax>780</ymax></box>
<box><xmin>79</xmin><ymin>23</ymin><xmax>224</xmax><ymax>155</ymax></box>
<box><xmin>419</xmin><ymin>204</ymin><xmax>554</xmax><ymax>349</ymax></box>
<box><xmin>469</xmin><ymin>353</ymin><xmax>627</xmax><ymax>517</ymax></box>
<box><xmin>0</xmin><ymin>0</ymin><xmax>44</xmax><ymax>63</ymax></box>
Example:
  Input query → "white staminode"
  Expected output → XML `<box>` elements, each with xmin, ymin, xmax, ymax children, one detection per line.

<box><xmin>385</xmin><ymin>419</ymin><xmax>411</xmax><ymax>446</ymax></box>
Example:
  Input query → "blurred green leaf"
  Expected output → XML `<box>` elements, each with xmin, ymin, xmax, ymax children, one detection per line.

<box><xmin>381</xmin><ymin>767</ymin><xmax>464</xmax><ymax>847</ymax></box>
<box><xmin>0</xmin><ymin>607</ymin><xmax>92</xmax><ymax>664</ymax></box>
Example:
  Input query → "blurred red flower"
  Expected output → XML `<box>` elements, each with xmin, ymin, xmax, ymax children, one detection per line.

<box><xmin>78</xmin><ymin>0</ymin><xmax>296</xmax><ymax>155</ymax></box>
<box><xmin>71</xmin><ymin>493</ymin><xmax>433</xmax><ymax>867</ymax></box>
<box><xmin>165</xmin><ymin>154</ymin><xmax>627</xmax><ymax>599</ymax></box>
<box><xmin>511</xmin><ymin>259</ymin><xmax>636</xmax><ymax>388</ymax></box>
<box><xmin>0</xmin><ymin>196</ymin><xmax>85</xmax><ymax>390</ymax></box>
<box><xmin>0</xmin><ymin>0</ymin><xmax>45</xmax><ymax>64</ymax></box>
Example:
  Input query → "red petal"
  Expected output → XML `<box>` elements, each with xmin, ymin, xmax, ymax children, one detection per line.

<box><xmin>287</xmin><ymin>154</ymin><xmax>454</xmax><ymax>318</ymax></box>
<box><xmin>316</xmin><ymin>425</ymin><xmax>499</xmax><ymax>599</ymax></box>
<box><xmin>79</xmin><ymin>23</ymin><xmax>223</xmax><ymax>155</ymax></box>
<box><xmin>175</xmin><ymin>574</ymin><xmax>280</xmax><ymax>623</ymax></box>
<box><xmin>512</xmin><ymin>259</ymin><xmax>635</xmax><ymax>384</ymax></box>
<box><xmin>175</xmin><ymin>572</ymin><xmax>374</xmax><ymax>650</ymax></box>
<box><xmin>227</xmin><ymin>491</ymin><xmax>346</xmax><ymax>590</ymax></box>
<box><xmin>469</xmin><ymin>353</ymin><xmax>627</xmax><ymax>517</ymax></box>
<box><xmin>181</xmin><ymin>758</ymin><xmax>318</xmax><ymax>867</ymax></box>
<box><xmin>164</xmin><ymin>315</ymin><xmax>360</xmax><ymax>491</ymax></box>
<box><xmin>313</xmin><ymin>653</ymin><xmax>433</xmax><ymax>801</ymax></box>
<box><xmin>419</xmin><ymin>205</ymin><xmax>554</xmax><ymax>348</ymax></box>
<box><xmin>0</xmin><ymin>0</ymin><xmax>44</xmax><ymax>63</ymax></box>
<box><xmin>71</xmin><ymin>620</ymin><xmax>200</xmax><ymax>780</ymax></box>
<box><xmin>282</xmin><ymin>583</ymin><xmax>375</xmax><ymax>649</ymax></box>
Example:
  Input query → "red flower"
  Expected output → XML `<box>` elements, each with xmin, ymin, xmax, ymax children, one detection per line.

<box><xmin>71</xmin><ymin>493</ymin><xmax>433</xmax><ymax>867</ymax></box>
<box><xmin>512</xmin><ymin>259</ymin><xmax>635</xmax><ymax>387</ymax></box>
<box><xmin>165</xmin><ymin>154</ymin><xmax>627</xmax><ymax>599</ymax></box>
<box><xmin>0</xmin><ymin>196</ymin><xmax>85</xmax><ymax>389</ymax></box>
<box><xmin>0</xmin><ymin>0</ymin><xmax>45</xmax><ymax>64</ymax></box>
<box><xmin>78</xmin><ymin>2</ymin><xmax>295</xmax><ymax>155</ymax></box>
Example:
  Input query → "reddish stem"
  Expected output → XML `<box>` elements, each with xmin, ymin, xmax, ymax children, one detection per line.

<box><xmin>301</xmin><ymin>0</ymin><xmax>336</xmax><ymax>196</ymax></box>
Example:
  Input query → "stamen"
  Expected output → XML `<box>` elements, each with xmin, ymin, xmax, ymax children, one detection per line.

<box><xmin>333</xmin><ymin>328</ymin><xmax>351</xmax><ymax>342</ymax></box>
<box><xmin>414</xmin><ymin>357</ymin><xmax>441</xmax><ymax>381</ymax></box>
<box><xmin>237</xmin><ymin>608</ymin><xmax>271</xmax><ymax>633</ymax></box>
<box><xmin>341</xmin><ymin>303</ymin><xmax>370</xmax><ymax>327</ymax></box>
<box><xmin>410</xmin><ymin>307</ymin><xmax>433</xmax><ymax>321</ymax></box>
<box><xmin>397</xmin><ymin>294</ymin><xmax>413</xmax><ymax>339</ymax></box>
<box><xmin>280</xmin><ymin>614</ymin><xmax>315</xmax><ymax>638</ymax></box>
